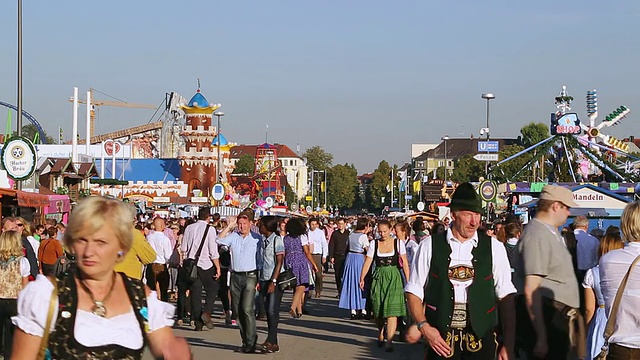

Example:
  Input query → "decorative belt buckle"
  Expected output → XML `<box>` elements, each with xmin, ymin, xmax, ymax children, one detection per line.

<box><xmin>451</xmin><ymin>303</ymin><xmax>467</xmax><ymax>329</ymax></box>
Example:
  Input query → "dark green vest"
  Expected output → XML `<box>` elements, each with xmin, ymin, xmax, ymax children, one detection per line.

<box><xmin>424</xmin><ymin>232</ymin><xmax>497</xmax><ymax>338</ymax></box>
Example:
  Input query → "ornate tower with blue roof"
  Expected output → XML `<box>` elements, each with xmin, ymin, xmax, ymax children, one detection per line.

<box><xmin>178</xmin><ymin>89</ymin><xmax>222</xmax><ymax>197</ymax></box>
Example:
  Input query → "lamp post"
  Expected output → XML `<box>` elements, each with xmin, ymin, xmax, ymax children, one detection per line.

<box><xmin>16</xmin><ymin>0</ymin><xmax>23</xmax><ymax>190</ymax></box>
<box><xmin>441</xmin><ymin>135</ymin><xmax>450</xmax><ymax>184</ymax></box>
<box><xmin>214</xmin><ymin>111</ymin><xmax>225</xmax><ymax>183</ymax></box>
<box><xmin>311</xmin><ymin>169</ymin><xmax>326</xmax><ymax>210</ymax></box>
<box><xmin>481</xmin><ymin>93</ymin><xmax>495</xmax><ymax>178</ymax></box>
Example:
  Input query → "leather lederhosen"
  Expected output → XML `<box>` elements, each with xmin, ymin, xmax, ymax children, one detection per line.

<box><xmin>46</xmin><ymin>272</ymin><xmax>149</xmax><ymax>360</ymax></box>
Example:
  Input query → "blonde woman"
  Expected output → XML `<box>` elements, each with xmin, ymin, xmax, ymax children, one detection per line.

<box><xmin>16</xmin><ymin>218</ymin><xmax>39</xmax><ymax>258</ymax></box>
<box><xmin>0</xmin><ymin>230</ymin><xmax>30</xmax><ymax>359</ymax></box>
<box><xmin>11</xmin><ymin>196</ymin><xmax>191</xmax><ymax>359</ymax></box>
<box><xmin>12</xmin><ymin>218</ymin><xmax>37</xmax><ymax>279</ymax></box>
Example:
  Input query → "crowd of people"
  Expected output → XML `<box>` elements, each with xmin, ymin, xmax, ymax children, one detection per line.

<box><xmin>0</xmin><ymin>182</ymin><xmax>639</xmax><ymax>358</ymax></box>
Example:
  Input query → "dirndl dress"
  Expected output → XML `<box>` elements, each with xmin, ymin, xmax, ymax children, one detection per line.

<box><xmin>368</xmin><ymin>239</ymin><xmax>406</xmax><ymax>318</ymax></box>
<box><xmin>583</xmin><ymin>266</ymin><xmax>606</xmax><ymax>360</ymax></box>
<box><xmin>338</xmin><ymin>252</ymin><xmax>367</xmax><ymax>310</ymax></box>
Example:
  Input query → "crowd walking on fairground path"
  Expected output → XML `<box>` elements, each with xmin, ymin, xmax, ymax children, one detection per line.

<box><xmin>3</xmin><ymin>185</ymin><xmax>640</xmax><ymax>359</ymax></box>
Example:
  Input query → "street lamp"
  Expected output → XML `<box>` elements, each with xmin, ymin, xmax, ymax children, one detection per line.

<box><xmin>214</xmin><ymin>111</ymin><xmax>225</xmax><ymax>183</ymax></box>
<box><xmin>441</xmin><ymin>135</ymin><xmax>450</xmax><ymax>185</ymax></box>
<box><xmin>481</xmin><ymin>93</ymin><xmax>495</xmax><ymax>178</ymax></box>
<box><xmin>16</xmin><ymin>0</ymin><xmax>23</xmax><ymax>190</ymax></box>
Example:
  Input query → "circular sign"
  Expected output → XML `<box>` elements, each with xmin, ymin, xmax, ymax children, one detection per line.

<box><xmin>305</xmin><ymin>206</ymin><xmax>312</xmax><ymax>213</ymax></box>
<box><xmin>291</xmin><ymin>203</ymin><xmax>299</xmax><ymax>212</ymax></box>
<box><xmin>417</xmin><ymin>201</ymin><xmax>425</xmax><ymax>211</ymax></box>
<box><xmin>1</xmin><ymin>136</ymin><xmax>37</xmax><ymax>181</ymax></box>
<box><xmin>479</xmin><ymin>180</ymin><xmax>497</xmax><ymax>202</ymax></box>
<box><xmin>265</xmin><ymin>196</ymin><xmax>274</xmax><ymax>208</ymax></box>
<box><xmin>211</xmin><ymin>183</ymin><xmax>225</xmax><ymax>201</ymax></box>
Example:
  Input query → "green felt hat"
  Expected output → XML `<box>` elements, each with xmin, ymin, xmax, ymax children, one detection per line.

<box><xmin>448</xmin><ymin>182</ymin><xmax>483</xmax><ymax>214</ymax></box>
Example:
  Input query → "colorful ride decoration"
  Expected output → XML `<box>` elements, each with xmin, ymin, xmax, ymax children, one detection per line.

<box><xmin>579</xmin><ymin>88</ymin><xmax>630</xmax><ymax>153</ymax></box>
<box><xmin>178</xmin><ymin>89</ymin><xmax>226</xmax><ymax>197</ymax></box>
<box><xmin>493</xmin><ymin>85</ymin><xmax>637</xmax><ymax>183</ymax></box>
<box><xmin>253</xmin><ymin>143</ymin><xmax>284</xmax><ymax>201</ymax></box>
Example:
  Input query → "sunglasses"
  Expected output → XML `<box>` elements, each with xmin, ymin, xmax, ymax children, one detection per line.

<box><xmin>16</xmin><ymin>223</ymin><xmax>24</xmax><ymax>227</ymax></box>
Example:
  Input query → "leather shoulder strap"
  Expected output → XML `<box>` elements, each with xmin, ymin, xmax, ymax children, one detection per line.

<box><xmin>603</xmin><ymin>253</ymin><xmax>640</xmax><ymax>341</ymax></box>
<box><xmin>38</xmin><ymin>277</ymin><xmax>58</xmax><ymax>360</ymax></box>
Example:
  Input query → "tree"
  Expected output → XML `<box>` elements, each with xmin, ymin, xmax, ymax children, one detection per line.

<box><xmin>302</xmin><ymin>146</ymin><xmax>333</xmax><ymax>170</ymax></box>
<box><xmin>233</xmin><ymin>154</ymin><xmax>255</xmax><ymax>174</ymax></box>
<box><xmin>12</xmin><ymin>124</ymin><xmax>55</xmax><ymax>144</ymax></box>
<box><xmin>367</xmin><ymin>160</ymin><xmax>392</xmax><ymax>211</ymax></box>
<box><xmin>328</xmin><ymin>163</ymin><xmax>359</xmax><ymax>209</ymax></box>
<box><xmin>284</xmin><ymin>180</ymin><xmax>296</xmax><ymax>205</ymax></box>
<box><xmin>491</xmin><ymin>145</ymin><xmax>532</xmax><ymax>183</ymax></box>
<box><xmin>450</xmin><ymin>155</ymin><xmax>485</xmax><ymax>183</ymax></box>
<box><xmin>520</xmin><ymin>122</ymin><xmax>550</xmax><ymax>148</ymax></box>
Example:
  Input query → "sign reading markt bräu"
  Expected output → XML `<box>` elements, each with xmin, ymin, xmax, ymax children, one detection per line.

<box><xmin>1</xmin><ymin>136</ymin><xmax>37</xmax><ymax>181</ymax></box>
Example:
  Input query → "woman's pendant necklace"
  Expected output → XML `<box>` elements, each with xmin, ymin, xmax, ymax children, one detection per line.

<box><xmin>92</xmin><ymin>301</ymin><xmax>107</xmax><ymax>317</ymax></box>
<box><xmin>79</xmin><ymin>272</ymin><xmax>117</xmax><ymax>318</ymax></box>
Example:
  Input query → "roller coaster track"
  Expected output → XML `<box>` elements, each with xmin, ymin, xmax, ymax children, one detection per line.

<box><xmin>0</xmin><ymin>101</ymin><xmax>48</xmax><ymax>144</ymax></box>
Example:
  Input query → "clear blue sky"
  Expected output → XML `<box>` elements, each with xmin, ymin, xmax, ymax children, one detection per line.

<box><xmin>1</xmin><ymin>1</ymin><xmax>639</xmax><ymax>173</ymax></box>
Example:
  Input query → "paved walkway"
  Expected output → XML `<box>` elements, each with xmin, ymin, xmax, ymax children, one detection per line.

<box><xmin>146</xmin><ymin>272</ymin><xmax>425</xmax><ymax>359</ymax></box>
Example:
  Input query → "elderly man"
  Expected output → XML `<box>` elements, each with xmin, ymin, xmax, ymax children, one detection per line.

<box><xmin>518</xmin><ymin>185</ymin><xmax>584</xmax><ymax>359</ymax></box>
<box><xmin>218</xmin><ymin>211</ymin><xmax>263</xmax><ymax>354</ymax></box>
<box><xmin>405</xmin><ymin>182</ymin><xmax>516</xmax><ymax>360</ymax></box>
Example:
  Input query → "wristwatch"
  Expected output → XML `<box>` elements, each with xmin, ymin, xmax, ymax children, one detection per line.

<box><xmin>416</xmin><ymin>320</ymin><xmax>429</xmax><ymax>330</ymax></box>
<box><xmin>271</xmin><ymin>279</ymin><xmax>278</xmax><ymax>284</ymax></box>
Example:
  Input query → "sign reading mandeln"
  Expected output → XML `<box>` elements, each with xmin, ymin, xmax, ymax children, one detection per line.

<box><xmin>1</xmin><ymin>136</ymin><xmax>37</xmax><ymax>180</ymax></box>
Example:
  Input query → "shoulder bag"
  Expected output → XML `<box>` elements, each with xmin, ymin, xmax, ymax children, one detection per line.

<box><xmin>595</xmin><ymin>253</ymin><xmax>640</xmax><ymax>360</ymax></box>
<box><xmin>38</xmin><ymin>278</ymin><xmax>59</xmax><ymax>360</ymax></box>
<box><xmin>180</xmin><ymin>225</ymin><xmax>210</xmax><ymax>283</ymax></box>
<box><xmin>274</xmin><ymin>236</ymin><xmax>296</xmax><ymax>291</ymax></box>
<box><xmin>167</xmin><ymin>240</ymin><xmax>181</xmax><ymax>269</ymax></box>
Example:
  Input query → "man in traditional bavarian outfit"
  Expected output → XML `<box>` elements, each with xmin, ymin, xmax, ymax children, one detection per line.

<box><xmin>405</xmin><ymin>182</ymin><xmax>517</xmax><ymax>359</ymax></box>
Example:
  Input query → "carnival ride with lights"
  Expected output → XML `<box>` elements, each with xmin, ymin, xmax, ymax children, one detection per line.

<box><xmin>491</xmin><ymin>86</ymin><xmax>639</xmax><ymax>183</ymax></box>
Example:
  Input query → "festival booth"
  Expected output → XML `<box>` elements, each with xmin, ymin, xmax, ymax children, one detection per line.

<box><xmin>513</xmin><ymin>184</ymin><xmax>631</xmax><ymax>231</ymax></box>
<box><xmin>0</xmin><ymin>187</ymin><xmax>50</xmax><ymax>224</ymax></box>
<box><xmin>43</xmin><ymin>193</ymin><xmax>72</xmax><ymax>224</ymax></box>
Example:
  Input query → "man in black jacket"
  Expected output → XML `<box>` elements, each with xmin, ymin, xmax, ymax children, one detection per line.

<box><xmin>328</xmin><ymin>218</ymin><xmax>349</xmax><ymax>295</ymax></box>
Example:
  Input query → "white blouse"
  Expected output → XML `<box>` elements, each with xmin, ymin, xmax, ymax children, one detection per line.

<box><xmin>12</xmin><ymin>275</ymin><xmax>175</xmax><ymax>349</ymax></box>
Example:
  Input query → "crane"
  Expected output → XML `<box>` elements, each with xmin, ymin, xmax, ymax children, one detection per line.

<box><xmin>69</xmin><ymin>88</ymin><xmax>157</xmax><ymax>139</ymax></box>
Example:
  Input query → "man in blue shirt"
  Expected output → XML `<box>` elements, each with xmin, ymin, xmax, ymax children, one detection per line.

<box><xmin>217</xmin><ymin>211</ymin><xmax>263</xmax><ymax>353</ymax></box>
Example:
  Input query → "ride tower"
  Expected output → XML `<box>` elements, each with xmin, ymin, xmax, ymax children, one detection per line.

<box><xmin>178</xmin><ymin>89</ymin><xmax>221</xmax><ymax>197</ymax></box>
<box><xmin>254</xmin><ymin>143</ymin><xmax>283</xmax><ymax>200</ymax></box>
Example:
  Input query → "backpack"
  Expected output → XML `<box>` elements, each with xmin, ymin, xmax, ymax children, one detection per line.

<box><xmin>54</xmin><ymin>252</ymin><xmax>76</xmax><ymax>277</ymax></box>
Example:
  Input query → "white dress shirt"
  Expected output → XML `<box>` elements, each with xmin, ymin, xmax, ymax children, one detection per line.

<box><xmin>308</xmin><ymin>228</ymin><xmax>328</xmax><ymax>257</ymax></box>
<box><xmin>575</xmin><ymin>229</ymin><xmax>600</xmax><ymax>271</ymax></box>
<box><xmin>180</xmin><ymin>220</ymin><xmax>219</xmax><ymax>270</ymax></box>
<box><xmin>404</xmin><ymin>228</ymin><xmax>516</xmax><ymax>303</ymax></box>
<box><xmin>147</xmin><ymin>231</ymin><xmax>173</xmax><ymax>264</ymax></box>
<box><xmin>599</xmin><ymin>242</ymin><xmax>640</xmax><ymax>348</ymax></box>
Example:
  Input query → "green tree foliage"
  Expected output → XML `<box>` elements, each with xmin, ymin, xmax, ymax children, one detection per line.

<box><xmin>284</xmin><ymin>180</ymin><xmax>296</xmax><ymax>205</ymax></box>
<box><xmin>12</xmin><ymin>124</ymin><xmax>55</xmax><ymax>144</ymax></box>
<box><xmin>450</xmin><ymin>155</ymin><xmax>485</xmax><ymax>183</ymax></box>
<box><xmin>233</xmin><ymin>154</ymin><xmax>255</xmax><ymax>174</ymax></box>
<box><xmin>367</xmin><ymin>160</ymin><xmax>392</xmax><ymax>210</ymax></box>
<box><xmin>302</xmin><ymin>145</ymin><xmax>333</xmax><ymax>170</ymax></box>
<box><xmin>520</xmin><ymin>122</ymin><xmax>550</xmax><ymax>148</ymax></box>
<box><xmin>491</xmin><ymin>145</ymin><xmax>533</xmax><ymax>183</ymax></box>
<box><xmin>328</xmin><ymin>163</ymin><xmax>359</xmax><ymax>209</ymax></box>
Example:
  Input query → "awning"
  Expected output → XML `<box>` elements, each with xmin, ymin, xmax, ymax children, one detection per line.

<box><xmin>17</xmin><ymin>191</ymin><xmax>50</xmax><ymax>207</ymax></box>
<box><xmin>0</xmin><ymin>188</ymin><xmax>50</xmax><ymax>207</ymax></box>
